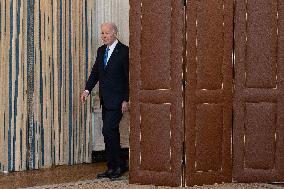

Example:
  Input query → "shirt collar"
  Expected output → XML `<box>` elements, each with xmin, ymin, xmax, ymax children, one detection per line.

<box><xmin>107</xmin><ymin>39</ymin><xmax>118</xmax><ymax>51</ymax></box>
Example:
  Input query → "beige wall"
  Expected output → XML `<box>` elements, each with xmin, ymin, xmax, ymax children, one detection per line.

<box><xmin>92</xmin><ymin>0</ymin><xmax>130</xmax><ymax>151</ymax></box>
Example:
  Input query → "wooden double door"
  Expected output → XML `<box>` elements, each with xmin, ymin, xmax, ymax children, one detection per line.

<box><xmin>129</xmin><ymin>0</ymin><xmax>284</xmax><ymax>186</ymax></box>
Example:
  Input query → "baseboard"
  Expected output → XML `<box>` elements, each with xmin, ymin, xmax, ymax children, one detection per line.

<box><xmin>92</xmin><ymin>148</ymin><xmax>129</xmax><ymax>163</ymax></box>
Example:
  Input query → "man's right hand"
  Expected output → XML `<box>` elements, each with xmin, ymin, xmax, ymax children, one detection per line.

<box><xmin>81</xmin><ymin>90</ymin><xmax>89</xmax><ymax>103</ymax></box>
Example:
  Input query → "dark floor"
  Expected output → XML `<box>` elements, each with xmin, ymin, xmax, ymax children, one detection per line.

<box><xmin>0</xmin><ymin>163</ymin><xmax>283</xmax><ymax>189</ymax></box>
<box><xmin>0</xmin><ymin>163</ymin><xmax>108</xmax><ymax>189</ymax></box>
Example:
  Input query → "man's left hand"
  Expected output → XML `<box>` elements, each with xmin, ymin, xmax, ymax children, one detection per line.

<box><xmin>121</xmin><ymin>101</ymin><xmax>129</xmax><ymax>113</ymax></box>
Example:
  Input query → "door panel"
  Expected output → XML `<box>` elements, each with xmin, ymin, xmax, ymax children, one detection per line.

<box><xmin>233</xmin><ymin>0</ymin><xmax>284</xmax><ymax>182</ymax></box>
<box><xmin>129</xmin><ymin>0</ymin><xmax>284</xmax><ymax>186</ymax></box>
<box><xmin>184</xmin><ymin>0</ymin><xmax>233</xmax><ymax>186</ymax></box>
<box><xmin>129</xmin><ymin>0</ymin><xmax>184</xmax><ymax>186</ymax></box>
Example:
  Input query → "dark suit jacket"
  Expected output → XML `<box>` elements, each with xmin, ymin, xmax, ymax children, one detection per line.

<box><xmin>85</xmin><ymin>41</ymin><xmax>129</xmax><ymax>110</ymax></box>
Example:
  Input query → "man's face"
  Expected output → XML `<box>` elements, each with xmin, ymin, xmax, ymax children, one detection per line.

<box><xmin>101</xmin><ymin>24</ymin><xmax>117</xmax><ymax>46</ymax></box>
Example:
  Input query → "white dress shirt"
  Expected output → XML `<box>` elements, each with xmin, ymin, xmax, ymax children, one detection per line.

<box><xmin>105</xmin><ymin>39</ymin><xmax>118</xmax><ymax>65</ymax></box>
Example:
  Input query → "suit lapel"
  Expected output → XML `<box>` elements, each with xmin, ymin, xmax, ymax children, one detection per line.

<box><xmin>104</xmin><ymin>42</ymin><xmax>121</xmax><ymax>70</ymax></box>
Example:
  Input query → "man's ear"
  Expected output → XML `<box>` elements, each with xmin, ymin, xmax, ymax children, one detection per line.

<box><xmin>113</xmin><ymin>31</ymin><xmax>118</xmax><ymax>38</ymax></box>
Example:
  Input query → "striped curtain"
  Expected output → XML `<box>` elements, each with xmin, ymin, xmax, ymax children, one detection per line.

<box><xmin>0</xmin><ymin>0</ymin><xmax>95</xmax><ymax>172</ymax></box>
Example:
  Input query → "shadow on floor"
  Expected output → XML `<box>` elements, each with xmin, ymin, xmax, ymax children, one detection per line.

<box><xmin>0</xmin><ymin>163</ymin><xmax>109</xmax><ymax>189</ymax></box>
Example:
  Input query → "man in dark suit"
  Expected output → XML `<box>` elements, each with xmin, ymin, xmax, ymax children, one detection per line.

<box><xmin>81</xmin><ymin>22</ymin><xmax>129</xmax><ymax>179</ymax></box>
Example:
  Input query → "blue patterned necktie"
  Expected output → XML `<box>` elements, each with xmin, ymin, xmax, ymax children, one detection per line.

<box><xmin>103</xmin><ymin>47</ymin><xmax>109</xmax><ymax>68</ymax></box>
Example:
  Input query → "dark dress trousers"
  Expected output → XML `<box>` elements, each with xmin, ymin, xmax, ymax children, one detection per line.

<box><xmin>85</xmin><ymin>41</ymin><xmax>129</xmax><ymax>170</ymax></box>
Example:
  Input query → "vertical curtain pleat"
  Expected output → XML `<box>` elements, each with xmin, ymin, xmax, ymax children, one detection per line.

<box><xmin>0</xmin><ymin>0</ymin><xmax>95</xmax><ymax>172</ymax></box>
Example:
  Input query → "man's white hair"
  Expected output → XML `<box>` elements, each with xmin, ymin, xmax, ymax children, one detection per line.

<box><xmin>101</xmin><ymin>22</ymin><xmax>118</xmax><ymax>34</ymax></box>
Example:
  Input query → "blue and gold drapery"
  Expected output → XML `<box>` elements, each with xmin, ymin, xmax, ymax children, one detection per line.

<box><xmin>0</xmin><ymin>0</ymin><xmax>95</xmax><ymax>172</ymax></box>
